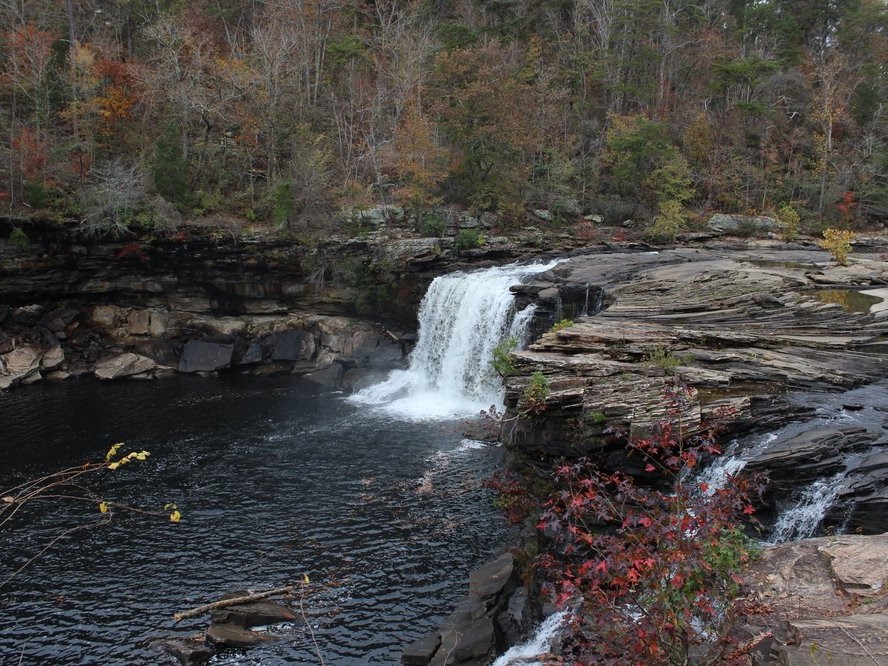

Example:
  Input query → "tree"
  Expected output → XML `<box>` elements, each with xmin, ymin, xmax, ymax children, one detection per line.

<box><xmin>1</xmin><ymin>443</ymin><xmax>181</xmax><ymax>590</ymax></box>
<box><xmin>431</xmin><ymin>39</ymin><xmax>545</xmax><ymax>215</ymax></box>
<box><xmin>380</xmin><ymin>100</ymin><xmax>450</xmax><ymax>218</ymax></box>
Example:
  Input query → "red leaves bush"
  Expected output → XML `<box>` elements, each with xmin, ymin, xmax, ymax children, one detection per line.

<box><xmin>534</xmin><ymin>383</ymin><xmax>766</xmax><ymax>665</ymax></box>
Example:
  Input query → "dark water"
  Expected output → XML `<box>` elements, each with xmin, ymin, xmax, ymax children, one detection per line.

<box><xmin>0</xmin><ymin>376</ymin><xmax>512</xmax><ymax>665</ymax></box>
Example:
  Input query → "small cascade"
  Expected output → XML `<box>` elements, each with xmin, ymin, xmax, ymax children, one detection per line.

<box><xmin>767</xmin><ymin>474</ymin><xmax>846</xmax><ymax>544</ymax></box>
<box><xmin>695</xmin><ymin>433</ymin><xmax>777</xmax><ymax>495</ymax></box>
<box><xmin>581</xmin><ymin>283</ymin><xmax>591</xmax><ymax>317</ymax></box>
<box><xmin>352</xmin><ymin>262</ymin><xmax>558</xmax><ymax>418</ymax></box>
<box><xmin>491</xmin><ymin>611</ymin><xmax>569</xmax><ymax>666</ymax></box>
<box><xmin>509</xmin><ymin>303</ymin><xmax>539</xmax><ymax>346</ymax></box>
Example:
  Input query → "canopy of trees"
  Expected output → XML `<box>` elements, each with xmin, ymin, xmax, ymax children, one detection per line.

<box><xmin>1</xmin><ymin>0</ymin><xmax>886</xmax><ymax>232</ymax></box>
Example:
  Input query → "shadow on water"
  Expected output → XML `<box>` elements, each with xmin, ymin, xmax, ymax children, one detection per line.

<box><xmin>0</xmin><ymin>375</ymin><xmax>512</xmax><ymax>665</ymax></box>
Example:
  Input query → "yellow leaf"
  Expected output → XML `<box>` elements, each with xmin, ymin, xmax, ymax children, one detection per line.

<box><xmin>108</xmin><ymin>462</ymin><xmax>119</xmax><ymax>470</ymax></box>
<box><xmin>105</xmin><ymin>443</ymin><xmax>123</xmax><ymax>462</ymax></box>
<box><xmin>169</xmin><ymin>510</ymin><xmax>181</xmax><ymax>523</ymax></box>
<box><xmin>303</xmin><ymin>573</ymin><xmax>310</xmax><ymax>585</ymax></box>
<box><xmin>98</xmin><ymin>501</ymin><xmax>108</xmax><ymax>514</ymax></box>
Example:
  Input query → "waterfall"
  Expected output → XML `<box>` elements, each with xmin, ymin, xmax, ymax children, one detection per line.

<box><xmin>491</xmin><ymin>611</ymin><xmax>569</xmax><ymax>666</ymax></box>
<box><xmin>695</xmin><ymin>433</ymin><xmax>777</xmax><ymax>495</ymax></box>
<box><xmin>766</xmin><ymin>474</ymin><xmax>846</xmax><ymax>544</ymax></box>
<box><xmin>352</xmin><ymin>262</ymin><xmax>558</xmax><ymax>418</ymax></box>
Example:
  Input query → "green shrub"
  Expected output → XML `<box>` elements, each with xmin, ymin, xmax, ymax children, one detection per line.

<box><xmin>9</xmin><ymin>226</ymin><xmax>29</xmax><ymax>251</ymax></box>
<box><xmin>776</xmin><ymin>203</ymin><xmax>801</xmax><ymax>242</ymax></box>
<box><xmin>491</xmin><ymin>337</ymin><xmax>518</xmax><ymax>378</ymax></box>
<box><xmin>549</xmin><ymin>318</ymin><xmax>574</xmax><ymax>333</ymax></box>
<box><xmin>647</xmin><ymin>199</ymin><xmax>686</xmax><ymax>242</ymax></box>
<box><xmin>24</xmin><ymin>180</ymin><xmax>53</xmax><ymax>208</ymax></box>
<box><xmin>419</xmin><ymin>212</ymin><xmax>446</xmax><ymax>237</ymax></box>
<box><xmin>152</xmin><ymin>123</ymin><xmax>189</xmax><ymax>205</ymax></box>
<box><xmin>271</xmin><ymin>181</ymin><xmax>295</xmax><ymax>228</ymax></box>
<box><xmin>453</xmin><ymin>227</ymin><xmax>485</xmax><ymax>255</ymax></box>
<box><xmin>644</xmin><ymin>345</ymin><xmax>692</xmax><ymax>375</ymax></box>
<box><xmin>520</xmin><ymin>371</ymin><xmax>550</xmax><ymax>414</ymax></box>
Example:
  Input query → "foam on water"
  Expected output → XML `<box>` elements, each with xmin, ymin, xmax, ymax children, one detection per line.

<box><xmin>352</xmin><ymin>262</ymin><xmax>559</xmax><ymax>418</ymax></box>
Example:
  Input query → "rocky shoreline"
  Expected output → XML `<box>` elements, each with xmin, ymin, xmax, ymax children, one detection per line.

<box><xmin>5</xmin><ymin>219</ymin><xmax>888</xmax><ymax>665</ymax></box>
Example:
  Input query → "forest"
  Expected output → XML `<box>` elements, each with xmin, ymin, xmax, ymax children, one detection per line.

<box><xmin>2</xmin><ymin>0</ymin><xmax>887</xmax><ymax>238</ymax></box>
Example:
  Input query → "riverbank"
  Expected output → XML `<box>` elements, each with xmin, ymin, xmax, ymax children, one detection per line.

<box><xmin>5</xmin><ymin>218</ymin><xmax>888</xmax><ymax>664</ymax></box>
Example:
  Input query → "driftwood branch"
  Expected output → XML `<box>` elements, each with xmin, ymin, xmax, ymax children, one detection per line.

<box><xmin>173</xmin><ymin>586</ymin><xmax>294</xmax><ymax>622</ymax></box>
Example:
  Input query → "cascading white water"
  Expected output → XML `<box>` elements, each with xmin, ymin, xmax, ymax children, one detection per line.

<box><xmin>767</xmin><ymin>473</ymin><xmax>846</xmax><ymax>544</ymax></box>
<box><xmin>491</xmin><ymin>611</ymin><xmax>569</xmax><ymax>666</ymax></box>
<box><xmin>352</xmin><ymin>262</ymin><xmax>558</xmax><ymax>418</ymax></box>
<box><xmin>695</xmin><ymin>433</ymin><xmax>778</xmax><ymax>495</ymax></box>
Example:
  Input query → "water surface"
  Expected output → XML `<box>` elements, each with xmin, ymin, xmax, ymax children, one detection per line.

<box><xmin>0</xmin><ymin>375</ymin><xmax>511</xmax><ymax>664</ymax></box>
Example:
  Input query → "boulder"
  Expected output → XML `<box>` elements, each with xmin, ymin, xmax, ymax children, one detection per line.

<box><xmin>235</xmin><ymin>340</ymin><xmax>264</xmax><ymax>366</ymax></box>
<box><xmin>707</xmin><ymin>214</ymin><xmax>779</xmax><ymax>235</ymax></box>
<box><xmin>269</xmin><ymin>330</ymin><xmax>316</xmax><ymax>362</ymax></box>
<box><xmin>210</xmin><ymin>599</ymin><xmax>297</xmax><ymax>627</ymax></box>
<box><xmin>134</xmin><ymin>339</ymin><xmax>179</xmax><ymax>367</ymax></box>
<box><xmin>358</xmin><ymin>205</ymin><xmax>404</xmax><ymax>226</ymax></box>
<box><xmin>127</xmin><ymin>309</ymin><xmax>152</xmax><ymax>335</ymax></box>
<box><xmin>160</xmin><ymin>638</ymin><xmax>213</xmax><ymax>666</ymax></box>
<box><xmin>304</xmin><ymin>363</ymin><xmax>343</xmax><ymax>388</ymax></box>
<box><xmin>0</xmin><ymin>346</ymin><xmax>42</xmax><ymax>389</ymax></box>
<box><xmin>403</xmin><ymin>632</ymin><xmax>441</xmax><ymax>665</ymax></box>
<box><xmin>411</xmin><ymin>553</ymin><xmax>518</xmax><ymax>665</ymax></box>
<box><xmin>178</xmin><ymin>341</ymin><xmax>234</xmax><ymax>373</ymax></box>
<box><xmin>41</xmin><ymin>345</ymin><xmax>64</xmax><ymax>370</ymax></box>
<box><xmin>89</xmin><ymin>304</ymin><xmax>128</xmax><ymax>337</ymax></box>
<box><xmin>205</xmin><ymin>623</ymin><xmax>269</xmax><ymax>648</ymax></box>
<box><xmin>94</xmin><ymin>352</ymin><xmax>157</xmax><ymax>380</ymax></box>
<box><xmin>743</xmin><ymin>535</ymin><xmax>888</xmax><ymax>665</ymax></box>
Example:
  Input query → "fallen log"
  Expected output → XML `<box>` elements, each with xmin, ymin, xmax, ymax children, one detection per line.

<box><xmin>173</xmin><ymin>586</ymin><xmax>294</xmax><ymax>622</ymax></box>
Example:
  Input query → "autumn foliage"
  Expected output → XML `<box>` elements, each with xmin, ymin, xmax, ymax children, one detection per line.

<box><xmin>0</xmin><ymin>2</ymin><xmax>886</xmax><ymax>229</ymax></box>
<box><xmin>529</xmin><ymin>384</ymin><xmax>765</xmax><ymax>664</ymax></box>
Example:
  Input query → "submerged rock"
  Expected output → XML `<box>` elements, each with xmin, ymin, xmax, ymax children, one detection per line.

<box><xmin>160</xmin><ymin>637</ymin><xmax>214</xmax><ymax>666</ymax></box>
<box><xmin>205</xmin><ymin>623</ymin><xmax>271</xmax><ymax>648</ymax></box>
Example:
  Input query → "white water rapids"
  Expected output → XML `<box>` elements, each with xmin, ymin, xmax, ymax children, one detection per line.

<box><xmin>352</xmin><ymin>261</ymin><xmax>558</xmax><ymax>418</ymax></box>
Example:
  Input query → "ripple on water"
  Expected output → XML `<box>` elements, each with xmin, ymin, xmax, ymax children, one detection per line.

<box><xmin>0</xmin><ymin>375</ymin><xmax>512</xmax><ymax>665</ymax></box>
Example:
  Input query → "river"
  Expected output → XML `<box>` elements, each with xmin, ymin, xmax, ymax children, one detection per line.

<box><xmin>0</xmin><ymin>375</ymin><xmax>513</xmax><ymax>664</ymax></box>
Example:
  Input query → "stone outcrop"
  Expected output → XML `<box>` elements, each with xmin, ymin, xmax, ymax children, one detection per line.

<box><xmin>94</xmin><ymin>352</ymin><xmax>160</xmax><ymax>380</ymax></box>
<box><xmin>743</xmin><ymin>534</ymin><xmax>888</xmax><ymax>665</ymax></box>
<box><xmin>178</xmin><ymin>341</ymin><xmax>234</xmax><ymax>373</ymax></box>
<box><xmin>160</xmin><ymin>592</ymin><xmax>296</xmax><ymax>665</ymax></box>
<box><xmin>0</xmin><ymin>215</ymin><xmax>596</xmax><ymax>393</ymax></box>
<box><xmin>503</xmin><ymin>246</ymin><xmax>888</xmax><ymax>532</ymax></box>
<box><xmin>744</xmin><ymin>427</ymin><xmax>882</xmax><ymax>493</ymax></box>
<box><xmin>403</xmin><ymin>553</ymin><xmax>527</xmax><ymax>665</ymax></box>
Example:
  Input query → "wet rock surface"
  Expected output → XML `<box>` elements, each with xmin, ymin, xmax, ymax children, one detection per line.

<box><xmin>499</xmin><ymin>246</ymin><xmax>888</xmax><ymax>539</ymax></box>
<box><xmin>403</xmin><ymin>553</ymin><xmax>527</xmax><ymax>665</ymax></box>
<box><xmin>160</xmin><ymin>591</ymin><xmax>296</xmax><ymax>664</ymax></box>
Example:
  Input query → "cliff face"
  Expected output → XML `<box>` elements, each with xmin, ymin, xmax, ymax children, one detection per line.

<box><xmin>0</xmin><ymin>217</ymin><xmax>579</xmax><ymax>391</ymax></box>
<box><xmin>502</xmin><ymin>244</ymin><xmax>888</xmax><ymax>533</ymax></box>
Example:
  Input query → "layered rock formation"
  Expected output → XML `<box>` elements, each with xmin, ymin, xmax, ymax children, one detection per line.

<box><xmin>503</xmin><ymin>245</ymin><xmax>888</xmax><ymax>531</ymax></box>
<box><xmin>0</xmin><ymin>216</ymin><xmax>589</xmax><ymax>392</ymax></box>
